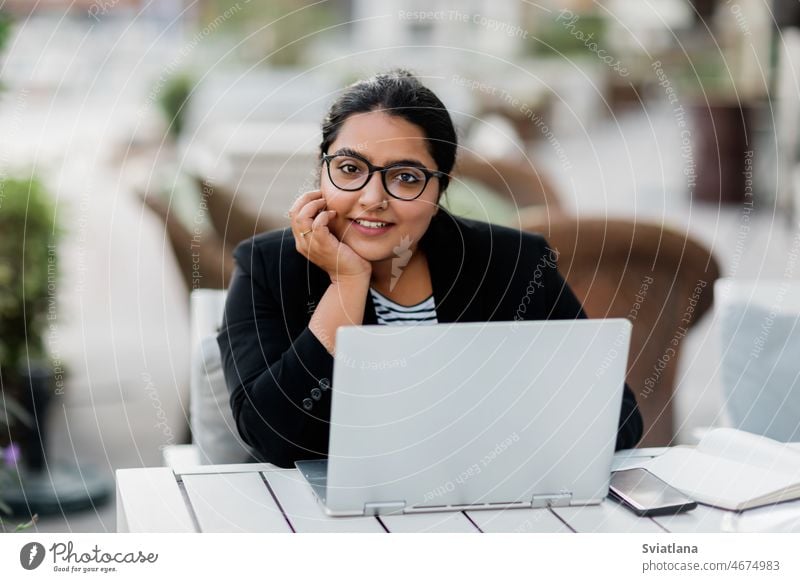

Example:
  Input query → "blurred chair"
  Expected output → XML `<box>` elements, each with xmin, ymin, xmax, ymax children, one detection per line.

<box><xmin>163</xmin><ymin>289</ymin><xmax>259</xmax><ymax>469</ymax></box>
<box><xmin>439</xmin><ymin>151</ymin><xmax>565</xmax><ymax>228</ymax></box>
<box><xmin>191</xmin><ymin>121</ymin><xmax>320</xmax><ymax>223</ymax></box>
<box><xmin>140</xmin><ymin>176</ymin><xmax>284</xmax><ymax>291</ymax></box>
<box><xmin>715</xmin><ymin>279</ymin><xmax>800</xmax><ymax>442</ymax></box>
<box><xmin>453</xmin><ymin>151</ymin><xmax>563</xmax><ymax>212</ymax></box>
<box><xmin>521</xmin><ymin>214</ymin><xmax>721</xmax><ymax>447</ymax></box>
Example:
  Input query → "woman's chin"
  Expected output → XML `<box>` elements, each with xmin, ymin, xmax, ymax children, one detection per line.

<box><xmin>343</xmin><ymin>238</ymin><xmax>392</xmax><ymax>263</ymax></box>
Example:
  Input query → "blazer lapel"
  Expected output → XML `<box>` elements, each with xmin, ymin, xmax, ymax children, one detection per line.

<box><xmin>421</xmin><ymin>209</ymin><xmax>484</xmax><ymax>323</ymax></box>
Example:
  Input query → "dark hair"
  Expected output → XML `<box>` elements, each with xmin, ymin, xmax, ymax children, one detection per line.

<box><xmin>320</xmin><ymin>69</ymin><xmax>457</xmax><ymax>193</ymax></box>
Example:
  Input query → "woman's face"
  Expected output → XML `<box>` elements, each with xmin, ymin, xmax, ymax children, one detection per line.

<box><xmin>322</xmin><ymin>110</ymin><xmax>441</xmax><ymax>263</ymax></box>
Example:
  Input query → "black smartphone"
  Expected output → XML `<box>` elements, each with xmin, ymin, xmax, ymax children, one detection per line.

<box><xmin>609</xmin><ymin>468</ymin><xmax>697</xmax><ymax>517</ymax></box>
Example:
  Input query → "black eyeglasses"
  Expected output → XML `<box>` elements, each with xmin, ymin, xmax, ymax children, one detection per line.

<box><xmin>321</xmin><ymin>152</ymin><xmax>446</xmax><ymax>201</ymax></box>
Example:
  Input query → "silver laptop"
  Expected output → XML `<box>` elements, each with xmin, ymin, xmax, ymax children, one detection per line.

<box><xmin>296</xmin><ymin>318</ymin><xmax>632</xmax><ymax>516</ymax></box>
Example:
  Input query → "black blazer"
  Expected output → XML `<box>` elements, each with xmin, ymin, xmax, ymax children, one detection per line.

<box><xmin>218</xmin><ymin>208</ymin><xmax>643</xmax><ymax>468</ymax></box>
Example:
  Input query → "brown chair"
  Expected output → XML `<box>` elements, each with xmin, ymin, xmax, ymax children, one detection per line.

<box><xmin>453</xmin><ymin>151</ymin><xmax>563</xmax><ymax>212</ymax></box>
<box><xmin>140</xmin><ymin>176</ymin><xmax>285</xmax><ymax>291</ymax></box>
<box><xmin>193</xmin><ymin>176</ymin><xmax>281</xmax><ymax>249</ymax></box>
<box><xmin>520</xmin><ymin>214</ymin><xmax>721</xmax><ymax>447</ymax></box>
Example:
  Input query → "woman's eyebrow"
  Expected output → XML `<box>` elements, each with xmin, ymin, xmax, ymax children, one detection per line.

<box><xmin>333</xmin><ymin>147</ymin><xmax>368</xmax><ymax>160</ymax></box>
<box><xmin>332</xmin><ymin>147</ymin><xmax>428</xmax><ymax>168</ymax></box>
<box><xmin>385</xmin><ymin>158</ymin><xmax>427</xmax><ymax>168</ymax></box>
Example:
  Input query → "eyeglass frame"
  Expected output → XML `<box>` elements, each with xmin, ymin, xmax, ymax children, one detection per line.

<box><xmin>321</xmin><ymin>152</ymin><xmax>447</xmax><ymax>201</ymax></box>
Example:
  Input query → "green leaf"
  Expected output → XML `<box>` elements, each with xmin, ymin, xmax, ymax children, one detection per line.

<box><xmin>15</xmin><ymin>514</ymin><xmax>37</xmax><ymax>531</ymax></box>
<box><xmin>0</xmin><ymin>398</ymin><xmax>34</xmax><ymax>428</ymax></box>
<box><xmin>0</xmin><ymin>11</ymin><xmax>12</xmax><ymax>55</ymax></box>
<box><xmin>0</xmin><ymin>174</ymin><xmax>61</xmax><ymax>385</ymax></box>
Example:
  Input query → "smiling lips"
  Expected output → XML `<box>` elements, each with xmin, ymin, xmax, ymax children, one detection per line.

<box><xmin>349</xmin><ymin>218</ymin><xmax>394</xmax><ymax>236</ymax></box>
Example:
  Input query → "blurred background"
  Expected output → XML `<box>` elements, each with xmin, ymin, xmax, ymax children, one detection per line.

<box><xmin>1</xmin><ymin>0</ymin><xmax>799</xmax><ymax>532</ymax></box>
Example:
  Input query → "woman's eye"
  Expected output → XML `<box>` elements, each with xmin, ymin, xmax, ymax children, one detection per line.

<box><xmin>340</xmin><ymin>164</ymin><xmax>361</xmax><ymax>174</ymax></box>
<box><xmin>396</xmin><ymin>172</ymin><xmax>420</xmax><ymax>183</ymax></box>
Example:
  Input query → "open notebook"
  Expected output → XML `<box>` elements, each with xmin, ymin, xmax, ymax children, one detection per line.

<box><xmin>639</xmin><ymin>429</ymin><xmax>800</xmax><ymax>511</ymax></box>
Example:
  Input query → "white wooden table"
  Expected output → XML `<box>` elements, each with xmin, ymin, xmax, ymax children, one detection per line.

<box><xmin>116</xmin><ymin>449</ymin><xmax>800</xmax><ymax>533</ymax></box>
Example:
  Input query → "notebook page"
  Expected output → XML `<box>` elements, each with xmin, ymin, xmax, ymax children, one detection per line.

<box><xmin>643</xmin><ymin>447</ymin><xmax>800</xmax><ymax>510</ymax></box>
<box><xmin>698</xmin><ymin>428</ymin><xmax>800</xmax><ymax>478</ymax></box>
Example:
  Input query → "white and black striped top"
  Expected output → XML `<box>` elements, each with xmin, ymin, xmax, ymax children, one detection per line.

<box><xmin>369</xmin><ymin>287</ymin><xmax>438</xmax><ymax>326</ymax></box>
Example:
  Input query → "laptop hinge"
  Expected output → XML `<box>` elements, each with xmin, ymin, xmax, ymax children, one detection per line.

<box><xmin>363</xmin><ymin>501</ymin><xmax>406</xmax><ymax>515</ymax></box>
<box><xmin>531</xmin><ymin>492</ymin><xmax>572</xmax><ymax>508</ymax></box>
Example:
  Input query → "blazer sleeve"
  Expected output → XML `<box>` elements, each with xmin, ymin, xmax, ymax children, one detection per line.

<box><xmin>537</xmin><ymin>238</ymin><xmax>644</xmax><ymax>451</ymax></box>
<box><xmin>217</xmin><ymin>239</ymin><xmax>334</xmax><ymax>468</ymax></box>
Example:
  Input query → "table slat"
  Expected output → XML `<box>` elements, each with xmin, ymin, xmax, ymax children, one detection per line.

<box><xmin>380</xmin><ymin>511</ymin><xmax>480</xmax><ymax>533</ymax></box>
<box><xmin>651</xmin><ymin>504</ymin><xmax>732</xmax><ymax>533</ymax></box>
<box><xmin>182</xmin><ymin>472</ymin><xmax>291</xmax><ymax>533</ymax></box>
<box><xmin>552</xmin><ymin>500</ymin><xmax>664</xmax><ymax>533</ymax></box>
<box><xmin>116</xmin><ymin>468</ymin><xmax>195</xmax><ymax>533</ymax></box>
<box><xmin>264</xmin><ymin>470</ymin><xmax>385</xmax><ymax>533</ymax></box>
<box><xmin>175</xmin><ymin>462</ymin><xmax>281</xmax><ymax>476</ymax></box>
<box><xmin>466</xmin><ymin>508</ymin><xmax>571</xmax><ymax>533</ymax></box>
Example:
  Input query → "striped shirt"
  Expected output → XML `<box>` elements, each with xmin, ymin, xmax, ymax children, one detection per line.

<box><xmin>369</xmin><ymin>287</ymin><xmax>438</xmax><ymax>326</ymax></box>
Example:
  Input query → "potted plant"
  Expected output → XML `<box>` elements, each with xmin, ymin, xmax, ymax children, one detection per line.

<box><xmin>0</xmin><ymin>13</ymin><xmax>110</xmax><ymax>522</ymax></box>
<box><xmin>0</xmin><ymin>175</ymin><xmax>60</xmax><ymax>451</ymax></box>
<box><xmin>0</xmin><ymin>174</ymin><xmax>61</xmax><ymax>524</ymax></box>
<box><xmin>158</xmin><ymin>72</ymin><xmax>195</xmax><ymax>140</ymax></box>
<box><xmin>1</xmin><ymin>174</ymin><xmax>113</xmax><ymax>520</ymax></box>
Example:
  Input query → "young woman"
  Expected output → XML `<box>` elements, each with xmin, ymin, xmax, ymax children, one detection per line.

<box><xmin>218</xmin><ymin>70</ymin><xmax>643</xmax><ymax>468</ymax></box>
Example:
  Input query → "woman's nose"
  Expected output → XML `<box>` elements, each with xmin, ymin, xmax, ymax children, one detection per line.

<box><xmin>358</xmin><ymin>173</ymin><xmax>388</xmax><ymax>208</ymax></box>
